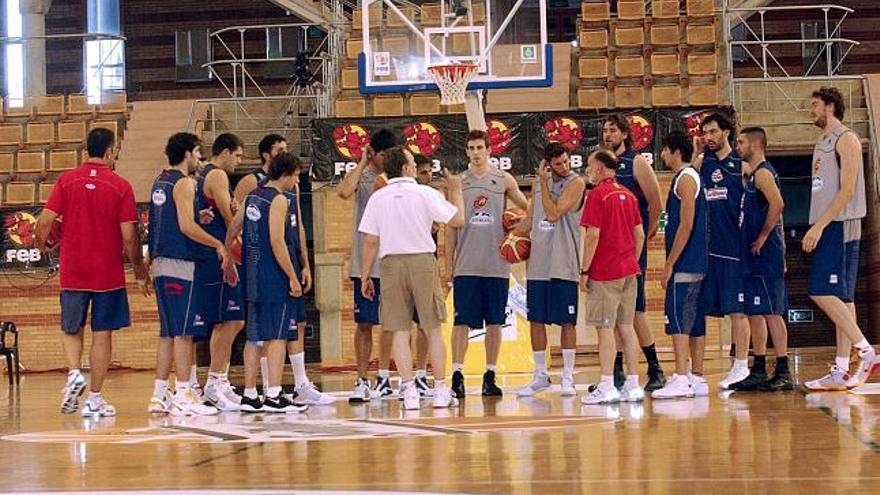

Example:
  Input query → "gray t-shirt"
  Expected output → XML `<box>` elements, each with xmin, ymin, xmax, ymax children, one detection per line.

<box><xmin>527</xmin><ymin>174</ymin><xmax>583</xmax><ymax>282</ymax></box>
<box><xmin>454</xmin><ymin>168</ymin><xmax>510</xmax><ymax>278</ymax></box>
<box><xmin>348</xmin><ymin>165</ymin><xmax>382</xmax><ymax>279</ymax></box>
<box><xmin>809</xmin><ymin>126</ymin><xmax>866</xmax><ymax>225</ymax></box>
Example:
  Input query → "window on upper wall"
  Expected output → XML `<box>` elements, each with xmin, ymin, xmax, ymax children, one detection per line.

<box><xmin>85</xmin><ymin>0</ymin><xmax>125</xmax><ymax>104</ymax></box>
<box><xmin>5</xmin><ymin>0</ymin><xmax>24</xmax><ymax>108</ymax></box>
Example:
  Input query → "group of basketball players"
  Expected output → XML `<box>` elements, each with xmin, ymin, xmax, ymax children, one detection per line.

<box><xmin>52</xmin><ymin>84</ymin><xmax>878</xmax><ymax>417</ymax></box>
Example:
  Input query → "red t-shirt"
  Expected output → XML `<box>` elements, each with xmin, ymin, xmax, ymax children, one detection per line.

<box><xmin>580</xmin><ymin>178</ymin><xmax>643</xmax><ymax>281</ymax></box>
<box><xmin>45</xmin><ymin>160</ymin><xmax>138</xmax><ymax>291</ymax></box>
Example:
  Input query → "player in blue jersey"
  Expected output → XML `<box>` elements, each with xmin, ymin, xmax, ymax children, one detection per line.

<box><xmin>147</xmin><ymin>133</ymin><xmax>225</xmax><ymax>416</ymax></box>
<box><xmin>731</xmin><ymin>127</ymin><xmax>793</xmax><ymax>392</ymax></box>
<box><xmin>692</xmin><ymin>113</ymin><xmax>752</xmax><ymax>390</ymax></box>
<box><xmin>194</xmin><ymin>133</ymin><xmax>246</xmax><ymax>411</ymax></box>
<box><xmin>602</xmin><ymin>114</ymin><xmax>666</xmax><ymax>392</ymax></box>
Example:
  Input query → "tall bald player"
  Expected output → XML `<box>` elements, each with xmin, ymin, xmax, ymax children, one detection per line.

<box><xmin>803</xmin><ymin>86</ymin><xmax>878</xmax><ymax>390</ymax></box>
<box><xmin>601</xmin><ymin>114</ymin><xmax>666</xmax><ymax>392</ymax></box>
<box><xmin>337</xmin><ymin>129</ymin><xmax>396</xmax><ymax>402</ymax></box>
<box><xmin>447</xmin><ymin>129</ymin><xmax>529</xmax><ymax>398</ymax></box>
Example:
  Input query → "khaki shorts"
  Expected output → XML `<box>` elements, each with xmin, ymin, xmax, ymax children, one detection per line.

<box><xmin>584</xmin><ymin>276</ymin><xmax>637</xmax><ymax>327</ymax></box>
<box><xmin>379</xmin><ymin>253</ymin><xmax>446</xmax><ymax>332</ymax></box>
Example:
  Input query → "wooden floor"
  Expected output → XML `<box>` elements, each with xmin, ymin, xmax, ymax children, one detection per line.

<box><xmin>1</xmin><ymin>347</ymin><xmax>879</xmax><ymax>494</ymax></box>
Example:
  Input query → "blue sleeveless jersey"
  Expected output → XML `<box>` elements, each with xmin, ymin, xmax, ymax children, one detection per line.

<box><xmin>741</xmin><ymin>161</ymin><xmax>785</xmax><ymax>277</ymax></box>
<box><xmin>701</xmin><ymin>149</ymin><xmax>744</xmax><ymax>260</ymax></box>
<box><xmin>195</xmin><ymin>164</ymin><xmax>230</xmax><ymax>259</ymax></box>
<box><xmin>148</xmin><ymin>169</ymin><xmax>198</xmax><ymax>261</ymax></box>
<box><xmin>616</xmin><ymin>148</ymin><xmax>650</xmax><ymax>267</ymax></box>
<box><xmin>665</xmin><ymin>167</ymin><xmax>708</xmax><ymax>274</ymax></box>
<box><xmin>243</xmin><ymin>185</ymin><xmax>297</xmax><ymax>303</ymax></box>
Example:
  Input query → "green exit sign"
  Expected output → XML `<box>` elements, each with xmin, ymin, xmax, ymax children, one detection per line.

<box><xmin>788</xmin><ymin>309</ymin><xmax>814</xmax><ymax>323</ymax></box>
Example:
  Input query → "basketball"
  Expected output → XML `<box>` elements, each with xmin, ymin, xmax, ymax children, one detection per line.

<box><xmin>45</xmin><ymin>217</ymin><xmax>63</xmax><ymax>250</ymax></box>
<box><xmin>502</xmin><ymin>208</ymin><xmax>525</xmax><ymax>233</ymax></box>
<box><xmin>499</xmin><ymin>231</ymin><xmax>530</xmax><ymax>263</ymax></box>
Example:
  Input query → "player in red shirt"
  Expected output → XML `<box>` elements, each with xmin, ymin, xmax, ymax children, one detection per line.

<box><xmin>579</xmin><ymin>148</ymin><xmax>646</xmax><ymax>405</ymax></box>
<box><xmin>35</xmin><ymin>128</ymin><xmax>150</xmax><ymax>418</ymax></box>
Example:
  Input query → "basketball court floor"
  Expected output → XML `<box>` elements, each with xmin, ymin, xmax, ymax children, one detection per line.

<box><xmin>1</xmin><ymin>347</ymin><xmax>878</xmax><ymax>494</ymax></box>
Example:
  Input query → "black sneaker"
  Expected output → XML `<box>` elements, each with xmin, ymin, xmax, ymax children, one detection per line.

<box><xmin>613</xmin><ymin>354</ymin><xmax>625</xmax><ymax>390</ymax></box>
<box><xmin>263</xmin><ymin>394</ymin><xmax>308</xmax><ymax>413</ymax></box>
<box><xmin>730</xmin><ymin>369</ymin><xmax>768</xmax><ymax>392</ymax></box>
<box><xmin>374</xmin><ymin>376</ymin><xmax>393</xmax><ymax>399</ymax></box>
<box><xmin>240</xmin><ymin>395</ymin><xmax>263</xmax><ymax>413</ymax></box>
<box><xmin>645</xmin><ymin>365</ymin><xmax>667</xmax><ymax>393</ymax></box>
<box><xmin>759</xmin><ymin>371</ymin><xmax>794</xmax><ymax>392</ymax></box>
<box><xmin>451</xmin><ymin>370</ymin><xmax>466</xmax><ymax>399</ymax></box>
<box><xmin>414</xmin><ymin>376</ymin><xmax>433</xmax><ymax>397</ymax></box>
<box><xmin>482</xmin><ymin>370</ymin><xmax>503</xmax><ymax>396</ymax></box>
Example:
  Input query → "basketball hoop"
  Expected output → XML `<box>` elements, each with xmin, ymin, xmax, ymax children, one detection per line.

<box><xmin>428</xmin><ymin>63</ymin><xmax>479</xmax><ymax>106</ymax></box>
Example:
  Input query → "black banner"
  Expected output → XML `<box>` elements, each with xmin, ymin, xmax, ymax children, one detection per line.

<box><xmin>310</xmin><ymin>107</ymin><xmax>734</xmax><ymax>181</ymax></box>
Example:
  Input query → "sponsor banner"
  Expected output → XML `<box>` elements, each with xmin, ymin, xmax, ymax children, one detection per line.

<box><xmin>311</xmin><ymin>108</ymin><xmax>734</xmax><ymax>181</ymax></box>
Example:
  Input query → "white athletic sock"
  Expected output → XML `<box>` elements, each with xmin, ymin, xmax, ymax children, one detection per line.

<box><xmin>88</xmin><ymin>392</ymin><xmax>102</xmax><ymax>407</ymax></box>
<box><xmin>599</xmin><ymin>375</ymin><xmax>614</xmax><ymax>387</ymax></box>
<box><xmin>415</xmin><ymin>369</ymin><xmax>427</xmax><ymax>378</ymax></box>
<box><xmin>452</xmin><ymin>363</ymin><xmax>464</xmax><ymax>373</ymax></box>
<box><xmin>68</xmin><ymin>368</ymin><xmax>81</xmax><ymax>377</ymax></box>
<box><xmin>625</xmin><ymin>375</ymin><xmax>639</xmax><ymax>387</ymax></box>
<box><xmin>175</xmin><ymin>381</ymin><xmax>190</xmax><ymax>395</ymax></box>
<box><xmin>734</xmin><ymin>359</ymin><xmax>748</xmax><ymax>369</ymax></box>
<box><xmin>207</xmin><ymin>371</ymin><xmax>224</xmax><ymax>386</ymax></box>
<box><xmin>854</xmin><ymin>339</ymin><xmax>873</xmax><ymax>355</ymax></box>
<box><xmin>260</xmin><ymin>357</ymin><xmax>269</xmax><ymax>389</ymax></box>
<box><xmin>290</xmin><ymin>352</ymin><xmax>308</xmax><ymax>387</ymax></box>
<box><xmin>562</xmin><ymin>349</ymin><xmax>575</xmax><ymax>375</ymax></box>
<box><xmin>267</xmin><ymin>386</ymin><xmax>282</xmax><ymax>398</ymax></box>
<box><xmin>533</xmin><ymin>351</ymin><xmax>548</xmax><ymax>374</ymax></box>
<box><xmin>153</xmin><ymin>379</ymin><xmax>168</xmax><ymax>397</ymax></box>
<box><xmin>189</xmin><ymin>365</ymin><xmax>198</xmax><ymax>385</ymax></box>
<box><xmin>835</xmin><ymin>357</ymin><xmax>850</xmax><ymax>372</ymax></box>
<box><xmin>486</xmin><ymin>364</ymin><xmax>497</xmax><ymax>372</ymax></box>
<box><xmin>378</xmin><ymin>368</ymin><xmax>390</xmax><ymax>379</ymax></box>
<box><xmin>244</xmin><ymin>387</ymin><xmax>258</xmax><ymax>399</ymax></box>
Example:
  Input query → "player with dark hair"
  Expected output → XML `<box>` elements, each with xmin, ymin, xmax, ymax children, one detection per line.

<box><xmin>447</xmin><ymin>129</ymin><xmax>529</xmax><ymax>398</ymax></box>
<box><xmin>517</xmin><ymin>142</ymin><xmax>586</xmax><ymax>397</ymax></box>
<box><xmin>337</xmin><ymin>128</ymin><xmax>397</xmax><ymax>401</ymax></box>
<box><xmin>601</xmin><ymin>114</ymin><xmax>667</xmax><ymax>392</ymax></box>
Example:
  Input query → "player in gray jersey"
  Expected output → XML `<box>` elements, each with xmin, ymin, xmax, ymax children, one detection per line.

<box><xmin>337</xmin><ymin>129</ymin><xmax>397</xmax><ymax>402</ymax></box>
<box><xmin>515</xmin><ymin>142</ymin><xmax>586</xmax><ymax>398</ymax></box>
<box><xmin>446</xmin><ymin>129</ymin><xmax>529</xmax><ymax>398</ymax></box>
<box><xmin>802</xmin><ymin>87</ymin><xmax>878</xmax><ymax>391</ymax></box>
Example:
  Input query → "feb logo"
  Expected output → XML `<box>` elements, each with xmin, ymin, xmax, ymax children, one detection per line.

<box><xmin>486</xmin><ymin>120</ymin><xmax>512</xmax><ymax>154</ymax></box>
<box><xmin>4</xmin><ymin>212</ymin><xmax>37</xmax><ymax>248</ymax></box>
<box><xmin>403</xmin><ymin>121</ymin><xmax>441</xmax><ymax>156</ymax></box>
<box><xmin>473</xmin><ymin>195</ymin><xmax>488</xmax><ymax>209</ymax></box>
<box><xmin>627</xmin><ymin>114</ymin><xmax>654</xmax><ymax>151</ymax></box>
<box><xmin>685</xmin><ymin>111</ymin><xmax>710</xmax><ymax>137</ymax></box>
<box><xmin>544</xmin><ymin>117</ymin><xmax>583</xmax><ymax>152</ymax></box>
<box><xmin>332</xmin><ymin>124</ymin><xmax>370</xmax><ymax>159</ymax></box>
<box><xmin>711</xmin><ymin>169</ymin><xmax>723</xmax><ymax>183</ymax></box>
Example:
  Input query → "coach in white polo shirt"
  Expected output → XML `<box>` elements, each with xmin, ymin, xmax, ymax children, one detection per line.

<box><xmin>359</xmin><ymin>146</ymin><xmax>465</xmax><ymax>410</ymax></box>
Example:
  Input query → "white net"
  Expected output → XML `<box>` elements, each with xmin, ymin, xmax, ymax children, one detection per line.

<box><xmin>428</xmin><ymin>63</ymin><xmax>479</xmax><ymax>106</ymax></box>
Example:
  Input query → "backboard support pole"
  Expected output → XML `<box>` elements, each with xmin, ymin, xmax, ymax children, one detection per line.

<box><xmin>464</xmin><ymin>90</ymin><xmax>485</xmax><ymax>131</ymax></box>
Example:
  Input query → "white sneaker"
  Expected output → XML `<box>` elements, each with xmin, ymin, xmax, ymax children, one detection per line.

<box><xmin>219</xmin><ymin>380</ymin><xmax>242</xmax><ymax>405</ymax></box>
<box><xmin>652</xmin><ymin>374</ymin><xmax>694</xmax><ymax>399</ymax></box>
<box><xmin>295</xmin><ymin>381</ymin><xmax>336</xmax><ymax>405</ymax></box>
<box><xmin>689</xmin><ymin>374</ymin><xmax>709</xmax><ymax>396</ymax></box>
<box><xmin>60</xmin><ymin>371</ymin><xmax>86</xmax><ymax>414</ymax></box>
<box><xmin>205</xmin><ymin>381</ymin><xmax>240</xmax><ymax>412</ymax></box>
<box><xmin>580</xmin><ymin>382</ymin><xmax>621</xmax><ymax>404</ymax></box>
<box><xmin>402</xmin><ymin>382</ymin><xmax>420</xmax><ymax>410</ymax></box>
<box><xmin>432</xmin><ymin>385</ymin><xmax>459</xmax><ymax>408</ymax></box>
<box><xmin>620</xmin><ymin>382</ymin><xmax>645</xmax><ymax>402</ymax></box>
<box><xmin>80</xmin><ymin>395</ymin><xmax>116</xmax><ymax>418</ymax></box>
<box><xmin>170</xmin><ymin>389</ymin><xmax>220</xmax><ymax>416</ymax></box>
<box><xmin>148</xmin><ymin>391</ymin><xmax>173</xmax><ymax>414</ymax></box>
<box><xmin>719</xmin><ymin>364</ymin><xmax>750</xmax><ymax>390</ymax></box>
<box><xmin>560</xmin><ymin>374</ymin><xmax>576</xmax><ymax>396</ymax></box>
<box><xmin>349</xmin><ymin>379</ymin><xmax>371</xmax><ymax>403</ymax></box>
<box><xmin>517</xmin><ymin>372</ymin><xmax>552</xmax><ymax>397</ymax></box>
<box><xmin>846</xmin><ymin>348</ymin><xmax>880</xmax><ymax>389</ymax></box>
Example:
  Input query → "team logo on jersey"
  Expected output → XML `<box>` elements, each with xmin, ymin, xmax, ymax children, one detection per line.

<box><xmin>470</xmin><ymin>211</ymin><xmax>495</xmax><ymax>225</ymax></box>
<box><xmin>814</xmin><ymin>158</ymin><xmax>821</xmax><ymax>172</ymax></box>
<box><xmin>193</xmin><ymin>314</ymin><xmax>205</xmax><ymax>327</ymax></box>
<box><xmin>473</xmin><ymin>195</ymin><xmax>488</xmax><ymax>209</ymax></box>
<box><xmin>705</xmin><ymin>187</ymin><xmax>728</xmax><ymax>201</ymax></box>
<box><xmin>812</xmin><ymin>176</ymin><xmax>824</xmax><ymax>191</ymax></box>
<box><xmin>711</xmin><ymin>169</ymin><xmax>723</xmax><ymax>183</ymax></box>
<box><xmin>227</xmin><ymin>300</ymin><xmax>241</xmax><ymax>312</ymax></box>
<box><xmin>85</xmin><ymin>183</ymin><xmax>96</xmax><ymax>190</ymax></box>
<box><xmin>246</xmin><ymin>204</ymin><xmax>261</xmax><ymax>222</ymax></box>
<box><xmin>538</xmin><ymin>219</ymin><xmax>555</xmax><ymax>230</ymax></box>
<box><xmin>619</xmin><ymin>194</ymin><xmax>626</xmax><ymax>201</ymax></box>
<box><xmin>151</xmin><ymin>189</ymin><xmax>167</xmax><ymax>206</ymax></box>
<box><xmin>288</xmin><ymin>318</ymin><xmax>298</xmax><ymax>332</ymax></box>
<box><xmin>289</xmin><ymin>213</ymin><xmax>298</xmax><ymax>227</ymax></box>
